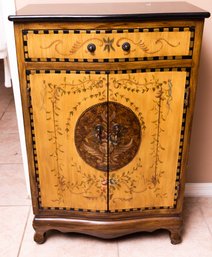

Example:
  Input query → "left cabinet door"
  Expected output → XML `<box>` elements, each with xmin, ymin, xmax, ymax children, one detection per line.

<box><xmin>27</xmin><ymin>70</ymin><xmax>108</xmax><ymax>212</ymax></box>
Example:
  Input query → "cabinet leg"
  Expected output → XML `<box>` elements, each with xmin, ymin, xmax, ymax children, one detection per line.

<box><xmin>169</xmin><ymin>229</ymin><xmax>182</xmax><ymax>245</ymax></box>
<box><xmin>34</xmin><ymin>230</ymin><xmax>47</xmax><ymax>244</ymax></box>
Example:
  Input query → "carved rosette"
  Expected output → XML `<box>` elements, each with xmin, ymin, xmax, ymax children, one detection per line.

<box><xmin>75</xmin><ymin>101</ymin><xmax>141</xmax><ymax>171</ymax></box>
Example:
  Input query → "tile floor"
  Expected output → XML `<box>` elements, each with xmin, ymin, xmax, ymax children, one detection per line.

<box><xmin>0</xmin><ymin>62</ymin><xmax>212</xmax><ymax>256</ymax></box>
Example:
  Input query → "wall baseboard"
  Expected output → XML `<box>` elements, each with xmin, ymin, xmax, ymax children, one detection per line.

<box><xmin>185</xmin><ymin>183</ymin><xmax>212</xmax><ymax>197</ymax></box>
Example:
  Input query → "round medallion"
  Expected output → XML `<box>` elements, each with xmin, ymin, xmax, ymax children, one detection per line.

<box><xmin>75</xmin><ymin>101</ymin><xmax>141</xmax><ymax>171</ymax></box>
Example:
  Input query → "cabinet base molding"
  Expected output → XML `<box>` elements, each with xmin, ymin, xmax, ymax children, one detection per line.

<box><xmin>33</xmin><ymin>215</ymin><xmax>182</xmax><ymax>244</ymax></box>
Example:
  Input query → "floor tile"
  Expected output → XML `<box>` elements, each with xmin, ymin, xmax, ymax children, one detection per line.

<box><xmin>183</xmin><ymin>197</ymin><xmax>205</xmax><ymax>231</ymax></box>
<box><xmin>0</xmin><ymin>91</ymin><xmax>10</xmax><ymax>101</ymax></box>
<box><xmin>199</xmin><ymin>197</ymin><xmax>212</xmax><ymax>234</ymax></box>
<box><xmin>0</xmin><ymin>87</ymin><xmax>13</xmax><ymax>98</ymax></box>
<box><xmin>0</xmin><ymin>164</ymin><xmax>30</xmax><ymax>205</ymax></box>
<box><xmin>5</xmin><ymin>98</ymin><xmax>16</xmax><ymax>112</ymax></box>
<box><xmin>0</xmin><ymin>97</ymin><xmax>13</xmax><ymax>119</ymax></box>
<box><xmin>0</xmin><ymin>133</ymin><xmax>23</xmax><ymax>163</ymax></box>
<box><xmin>0</xmin><ymin>79</ymin><xmax>13</xmax><ymax>118</ymax></box>
<box><xmin>0</xmin><ymin>83</ymin><xmax>13</xmax><ymax>96</ymax></box>
<box><xmin>19</xmin><ymin>210</ymin><xmax>118</xmax><ymax>257</ymax></box>
<box><xmin>1</xmin><ymin>111</ymin><xmax>17</xmax><ymax>120</ymax></box>
<box><xmin>0</xmin><ymin>206</ymin><xmax>30</xmax><ymax>257</ymax></box>
<box><xmin>0</xmin><ymin>111</ymin><xmax>18</xmax><ymax>133</ymax></box>
<box><xmin>118</xmin><ymin>199</ymin><xmax>212</xmax><ymax>257</ymax></box>
<box><xmin>198</xmin><ymin>196</ymin><xmax>212</xmax><ymax>213</ymax></box>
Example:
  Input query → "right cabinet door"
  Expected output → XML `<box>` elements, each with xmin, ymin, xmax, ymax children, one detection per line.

<box><xmin>108</xmin><ymin>68</ymin><xmax>189</xmax><ymax>212</ymax></box>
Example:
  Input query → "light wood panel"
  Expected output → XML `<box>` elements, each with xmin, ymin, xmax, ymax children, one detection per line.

<box><xmin>25</xmin><ymin>29</ymin><xmax>191</xmax><ymax>60</ymax></box>
<box><xmin>108</xmin><ymin>70</ymin><xmax>187</xmax><ymax>211</ymax></box>
<box><xmin>28</xmin><ymin>72</ymin><xmax>108</xmax><ymax>211</ymax></box>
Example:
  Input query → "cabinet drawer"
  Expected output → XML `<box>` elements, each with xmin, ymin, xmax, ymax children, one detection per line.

<box><xmin>23</xmin><ymin>27</ymin><xmax>194</xmax><ymax>62</ymax></box>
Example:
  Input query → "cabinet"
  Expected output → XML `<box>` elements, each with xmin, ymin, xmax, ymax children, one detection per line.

<box><xmin>9</xmin><ymin>2</ymin><xmax>210</xmax><ymax>244</ymax></box>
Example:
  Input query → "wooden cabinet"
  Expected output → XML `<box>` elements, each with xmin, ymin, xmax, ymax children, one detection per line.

<box><xmin>10</xmin><ymin>2</ymin><xmax>210</xmax><ymax>244</ymax></box>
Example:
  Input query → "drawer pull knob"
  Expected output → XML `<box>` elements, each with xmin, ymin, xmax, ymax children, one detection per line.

<box><xmin>87</xmin><ymin>43</ymin><xmax>96</xmax><ymax>53</ymax></box>
<box><xmin>122</xmin><ymin>42</ymin><xmax>131</xmax><ymax>52</ymax></box>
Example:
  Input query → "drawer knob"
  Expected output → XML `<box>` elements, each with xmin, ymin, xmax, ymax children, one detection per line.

<box><xmin>122</xmin><ymin>42</ymin><xmax>131</xmax><ymax>52</ymax></box>
<box><xmin>87</xmin><ymin>43</ymin><xmax>96</xmax><ymax>53</ymax></box>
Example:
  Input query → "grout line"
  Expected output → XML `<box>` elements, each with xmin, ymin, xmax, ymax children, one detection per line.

<box><xmin>1</xmin><ymin>96</ymin><xmax>14</xmax><ymax>117</ymax></box>
<box><xmin>0</xmin><ymin>131</ymin><xmax>20</xmax><ymax>134</ymax></box>
<box><xmin>199</xmin><ymin>205</ymin><xmax>212</xmax><ymax>238</ymax></box>
<box><xmin>0</xmin><ymin>163</ymin><xmax>24</xmax><ymax>165</ymax></box>
<box><xmin>0</xmin><ymin>103</ymin><xmax>13</xmax><ymax>120</ymax></box>
<box><xmin>0</xmin><ymin>205</ymin><xmax>30</xmax><ymax>207</ymax></box>
<box><xmin>0</xmin><ymin>162</ymin><xmax>23</xmax><ymax>166</ymax></box>
<box><xmin>17</xmin><ymin>206</ymin><xmax>31</xmax><ymax>257</ymax></box>
<box><xmin>0</xmin><ymin>111</ymin><xmax>5</xmax><ymax>120</ymax></box>
<box><xmin>0</xmin><ymin>132</ymin><xmax>21</xmax><ymax>135</ymax></box>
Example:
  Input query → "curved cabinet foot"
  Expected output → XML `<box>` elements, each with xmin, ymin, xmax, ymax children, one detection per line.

<box><xmin>169</xmin><ymin>229</ymin><xmax>182</xmax><ymax>245</ymax></box>
<box><xmin>34</xmin><ymin>231</ymin><xmax>47</xmax><ymax>244</ymax></box>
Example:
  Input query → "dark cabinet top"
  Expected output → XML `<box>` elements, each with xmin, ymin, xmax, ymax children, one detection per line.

<box><xmin>9</xmin><ymin>1</ymin><xmax>210</xmax><ymax>22</ymax></box>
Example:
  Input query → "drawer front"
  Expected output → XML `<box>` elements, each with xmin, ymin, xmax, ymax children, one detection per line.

<box><xmin>23</xmin><ymin>27</ymin><xmax>194</xmax><ymax>62</ymax></box>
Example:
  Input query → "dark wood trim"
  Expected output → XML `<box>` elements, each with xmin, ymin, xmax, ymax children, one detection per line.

<box><xmin>25</xmin><ymin>60</ymin><xmax>193</xmax><ymax>70</ymax></box>
<box><xmin>9</xmin><ymin>13</ymin><xmax>210</xmax><ymax>22</ymax></box>
<box><xmin>33</xmin><ymin>215</ymin><xmax>183</xmax><ymax>244</ymax></box>
<box><xmin>9</xmin><ymin>2</ymin><xmax>210</xmax><ymax>22</ymax></box>
<box><xmin>36</xmin><ymin>207</ymin><xmax>182</xmax><ymax>219</ymax></box>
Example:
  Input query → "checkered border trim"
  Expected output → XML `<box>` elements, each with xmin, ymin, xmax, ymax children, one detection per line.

<box><xmin>26</xmin><ymin>83</ymin><xmax>42</xmax><ymax>207</ymax></box>
<box><xmin>26</xmin><ymin>67</ymin><xmax>190</xmax><ymax>213</ymax></box>
<box><xmin>173</xmin><ymin>70</ymin><xmax>190</xmax><ymax>207</ymax></box>
<box><xmin>23</xmin><ymin>26</ymin><xmax>195</xmax><ymax>63</ymax></box>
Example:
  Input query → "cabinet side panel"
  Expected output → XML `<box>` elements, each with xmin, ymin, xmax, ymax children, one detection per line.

<box><xmin>14</xmin><ymin>24</ymin><xmax>40</xmax><ymax>214</ymax></box>
<box><xmin>176</xmin><ymin>20</ymin><xmax>205</xmax><ymax>212</ymax></box>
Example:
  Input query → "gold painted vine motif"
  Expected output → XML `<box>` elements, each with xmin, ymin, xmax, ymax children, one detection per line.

<box><xmin>40</xmin><ymin>36</ymin><xmax>180</xmax><ymax>56</ymax></box>
<box><xmin>116</xmin><ymin>38</ymin><xmax>180</xmax><ymax>55</ymax></box>
<box><xmin>40</xmin><ymin>37</ymin><xmax>115</xmax><ymax>55</ymax></box>
<box><xmin>42</xmin><ymin>76</ymin><xmax>106</xmax><ymax>203</ymax></box>
<box><xmin>42</xmin><ymin>80</ymin><xmax>67</xmax><ymax>204</ymax></box>
<box><xmin>108</xmin><ymin>75</ymin><xmax>173</xmax><ymax>202</ymax></box>
<box><xmin>40</xmin><ymin>74</ymin><xmax>172</xmax><ymax>204</ymax></box>
<box><xmin>55</xmin><ymin>160</ymin><xmax>108</xmax><ymax>202</ymax></box>
<box><xmin>150</xmin><ymin>79</ymin><xmax>173</xmax><ymax>190</ymax></box>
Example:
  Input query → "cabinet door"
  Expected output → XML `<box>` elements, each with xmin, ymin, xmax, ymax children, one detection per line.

<box><xmin>108</xmin><ymin>69</ymin><xmax>188</xmax><ymax>212</ymax></box>
<box><xmin>27</xmin><ymin>70</ymin><xmax>108</xmax><ymax>212</ymax></box>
